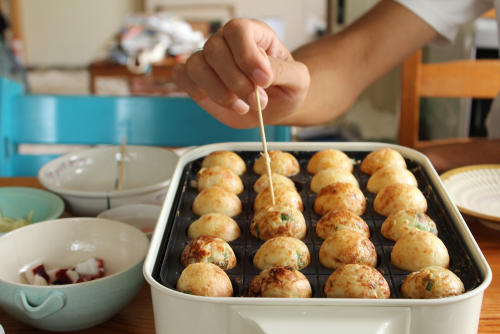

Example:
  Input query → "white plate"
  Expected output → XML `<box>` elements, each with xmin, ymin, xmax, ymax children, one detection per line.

<box><xmin>441</xmin><ymin>164</ymin><xmax>500</xmax><ymax>228</ymax></box>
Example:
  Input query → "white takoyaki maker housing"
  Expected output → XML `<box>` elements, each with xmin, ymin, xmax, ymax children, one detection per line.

<box><xmin>144</xmin><ymin>142</ymin><xmax>491</xmax><ymax>334</ymax></box>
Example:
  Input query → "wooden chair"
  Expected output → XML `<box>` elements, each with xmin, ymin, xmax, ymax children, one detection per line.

<box><xmin>398</xmin><ymin>49</ymin><xmax>500</xmax><ymax>173</ymax></box>
<box><xmin>0</xmin><ymin>77</ymin><xmax>290</xmax><ymax>177</ymax></box>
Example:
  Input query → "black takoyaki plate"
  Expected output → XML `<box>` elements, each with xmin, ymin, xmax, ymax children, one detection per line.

<box><xmin>152</xmin><ymin>149</ymin><xmax>483</xmax><ymax>298</ymax></box>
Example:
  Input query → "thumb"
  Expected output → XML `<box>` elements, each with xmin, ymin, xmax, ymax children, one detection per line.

<box><xmin>268</xmin><ymin>56</ymin><xmax>310</xmax><ymax>93</ymax></box>
<box><xmin>247</xmin><ymin>56</ymin><xmax>310</xmax><ymax>111</ymax></box>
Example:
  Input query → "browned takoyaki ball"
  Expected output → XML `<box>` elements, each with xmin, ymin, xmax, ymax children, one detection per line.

<box><xmin>253</xmin><ymin>173</ymin><xmax>296</xmax><ymax>193</ymax></box>
<box><xmin>315</xmin><ymin>209</ymin><xmax>370</xmax><ymax>239</ymax></box>
<box><xmin>367</xmin><ymin>166</ymin><xmax>417</xmax><ymax>194</ymax></box>
<box><xmin>192</xmin><ymin>186</ymin><xmax>242</xmax><ymax>217</ymax></box>
<box><xmin>253</xmin><ymin>236</ymin><xmax>310</xmax><ymax>270</ymax></box>
<box><xmin>401</xmin><ymin>266</ymin><xmax>465</xmax><ymax>299</ymax></box>
<box><xmin>391</xmin><ymin>230</ymin><xmax>449</xmax><ymax>272</ymax></box>
<box><xmin>381</xmin><ymin>209</ymin><xmax>437</xmax><ymax>241</ymax></box>
<box><xmin>181</xmin><ymin>235</ymin><xmax>237</xmax><ymax>270</ymax></box>
<box><xmin>177</xmin><ymin>263</ymin><xmax>233</xmax><ymax>297</ymax></box>
<box><xmin>250</xmin><ymin>204</ymin><xmax>306</xmax><ymax>240</ymax></box>
<box><xmin>360</xmin><ymin>148</ymin><xmax>406</xmax><ymax>175</ymax></box>
<box><xmin>319</xmin><ymin>230</ymin><xmax>377</xmax><ymax>270</ymax></box>
<box><xmin>374</xmin><ymin>183</ymin><xmax>427</xmax><ymax>217</ymax></box>
<box><xmin>202</xmin><ymin>150</ymin><xmax>246</xmax><ymax>175</ymax></box>
<box><xmin>248</xmin><ymin>266</ymin><xmax>312</xmax><ymax>298</ymax></box>
<box><xmin>196</xmin><ymin>166</ymin><xmax>244</xmax><ymax>194</ymax></box>
<box><xmin>187</xmin><ymin>213</ymin><xmax>241</xmax><ymax>242</ymax></box>
<box><xmin>310</xmin><ymin>168</ymin><xmax>359</xmax><ymax>194</ymax></box>
<box><xmin>254</xmin><ymin>183</ymin><xmax>303</xmax><ymax>213</ymax></box>
<box><xmin>307</xmin><ymin>149</ymin><xmax>353</xmax><ymax>174</ymax></box>
<box><xmin>253</xmin><ymin>151</ymin><xmax>300</xmax><ymax>176</ymax></box>
<box><xmin>324</xmin><ymin>264</ymin><xmax>390</xmax><ymax>299</ymax></box>
<box><xmin>314</xmin><ymin>182</ymin><xmax>366</xmax><ymax>216</ymax></box>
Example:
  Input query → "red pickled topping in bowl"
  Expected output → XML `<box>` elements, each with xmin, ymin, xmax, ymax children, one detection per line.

<box><xmin>24</xmin><ymin>258</ymin><xmax>105</xmax><ymax>285</ymax></box>
<box><xmin>52</xmin><ymin>269</ymin><xmax>79</xmax><ymax>285</ymax></box>
<box><xmin>32</xmin><ymin>264</ymin><xmax>50</xmax><ymax>282</ymax></box>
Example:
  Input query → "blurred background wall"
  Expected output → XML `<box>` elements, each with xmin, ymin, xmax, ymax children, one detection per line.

<box><xmin>15</xmin><ymin>0</ymin><xmax>326</xmax><ymax>67</ymax></box>
<box><xmin>15</xmin><ymin>0</ymin><xmax>142</xmax><ymax>67</ymax></box>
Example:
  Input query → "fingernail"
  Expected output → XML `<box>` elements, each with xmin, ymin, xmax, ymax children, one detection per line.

<box><xmin>257</xmin><ymin>87</ymin><xmax>268</xmax><ymax>108</ymax></box>
<box><xmin>232</xmin><ymin>98</ymin><xmax>250</xmax><ymax>115</ymax></box>
<box><xmin>249</xmin><ymin>87</ymin><xmax>268</xmax><ymax>110</ymax></box>
<box><xmin>252</xmin><ymin>69</ymin><xmax>270</xmax><ymax>87</ymax></box>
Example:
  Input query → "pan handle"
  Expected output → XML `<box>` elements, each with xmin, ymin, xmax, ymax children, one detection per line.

<box><xmin>230</xmin><ymin>305</ymin><xmax>411</xmax><ymax>334</ymax></box>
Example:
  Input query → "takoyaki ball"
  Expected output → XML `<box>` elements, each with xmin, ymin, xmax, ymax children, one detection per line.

<box><xmin>315</xmin><ymin>209</ymin><xmax>370</xmax><ymax>240</ymax></box>
<box><xmin>310</xmin><ymin>168</ymin><xmax>359</xmax><ymax>194</ymax></box>
<box><xmin>374</xmin><ymin>183</ymin><xmax>427</xmax><ymax>217</ymax></box>
<box><xmin>196</xmin><ymin>166</ymin><xmax>244</xmax><ymax>194</ymax></box>
<box><xmin>176</xmin><ymin>263</ymin><xmax>233</xmax><ymax>297</ymax></box>
<box><xmin>192</xmin><ymin>186</ymin><xmax>242</xmax><ymax>217</ymax></box>
<box><xmin>313</xmin><ymin>182</ymin><xmax>366</xmax><ymax>216</ymax></box>
<box><xmin>319</xmin><ymin>230</ymin><xmax>377</xmax><ymax>270</ymax></box>
<box><xmin>324</xmin><ymin>264</ymin><xmax>390</xmax><ymax>299</ymax></box>
<box><xmin>401</xmin><ymin>266</ymin><xmax>465</xmax><ymax>299</ymax></box>
<box><xmin>187</xmin><ymin>213</ymin><xmax>241</xmax><ymax>242</ymax></box>
<box><xmin>250</xmin><ymin>204</ymin><xmax>306</xmax><ymax>240</ymax></box>
<box><xmin>248</xmin><ymin>266</ymin><xmax>312</xmax><ymax>298</ymax></box>
<box><xmin>391</xmin><ymin>230</ymin><xmax>449</xmax><ymax>272</ymax></box>
<box><xmin>367</xmin><ymin>166</ymin><xmax>417</xmax><ymax>194</ymax></box>
<box><xmin>307</xmin><ymin>149</ymin><xmax>353</xmax><ymax>174</ymax></box>
<box><xmin>360</xmin><ymin>148</ymin><xmax>406</xmax><ymax>175</ymax></box>
<box><xmin>201</xmin><ymin>150</ymin><xmax>246</xmax><ymax>175</ymax></box>
<box><xmin>253</xmin><ymin>236</ymin><xmax>310</xmax><ymax>270</ymax></box>
<box><xmin>253</xmin><ymin>173</ymin><xmax>296</xmax><ymax>193</ymax></box>
<box><xmin>254</xmin><ymin>183</ymin><xmax>303</xmax><ymax>213</ymax></box>
<box><xmin>181</xmin><ymin>235</ymin><xmax>237</xmax><ymax>270</ymax></box>
<box><xmin>381</xmin><ymin>209</ymin><xmax>437</xmax><ymax>241</ymax></box>
<box><xmin>253</xmin><ymin>151</ymin><xmax>300</xmax><ymax>176</ymax></box>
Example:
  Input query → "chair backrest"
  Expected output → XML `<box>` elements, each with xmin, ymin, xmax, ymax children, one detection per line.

<box><xmin>398</xmin><ymin>49</ymin><xmax>500</xmax><ymax>149</ymax></box>
<box><xmin>0</xmin><ymin>77</ymin><xmax>290</xmax><ymax>176</ymax></box>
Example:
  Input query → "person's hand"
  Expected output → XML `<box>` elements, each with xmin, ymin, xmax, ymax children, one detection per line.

<box><xmin>172</xmin><ymin>18</ymin><xmax>310</xmax><ymax>129</ymax></box>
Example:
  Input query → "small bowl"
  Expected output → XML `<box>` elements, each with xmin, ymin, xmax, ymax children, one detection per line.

<box><xmin>97</xmin><ymin>204</ymin><xmax>162</xmax><ymax>238</ymax></box>
<box><xmin>0</xmin><ymin>187</ymin><xmax>64</xmax><ymax>236</ymax></box>
<box><xmin>0</xmin><ymin>217</ymin><xmax>149</xmax><ymax>332</ymax></box>
<box><xmin>38</xmin><ymin>145</ymin><xmax>179</xmax><ymax>216</ymax></box>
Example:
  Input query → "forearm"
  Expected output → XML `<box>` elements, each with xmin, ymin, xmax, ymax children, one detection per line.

<box><xmin>281</xmin><ymin>0</ymin><xmax>438</xmax><ymax>126</ymax></box>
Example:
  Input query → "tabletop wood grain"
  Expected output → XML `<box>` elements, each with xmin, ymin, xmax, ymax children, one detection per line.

<box><xmin>1</xmin><ymin>178</ymin><xmax>499</xmax><ymax>333</ymax></box>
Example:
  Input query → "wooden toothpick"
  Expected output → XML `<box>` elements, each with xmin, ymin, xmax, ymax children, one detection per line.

<box><xmin>117</xmin><ymin>136</ymin><xmax>126</xmax><ymax>191</ymax></box>
<box><xmin>255</xmin><ymin>86</ymin><xmax>275</xmax><ymax>205</ymax></box>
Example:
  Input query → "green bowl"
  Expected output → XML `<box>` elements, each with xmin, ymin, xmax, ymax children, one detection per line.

<box><xmin>0</xmin><ymin>187</ymin><xmax>64</xmax><ymax>235</ymax></box>
<box><xmin>0</xmin><ymin>218</ymin><xmax>148</xmax><ymax>332</ymax></box>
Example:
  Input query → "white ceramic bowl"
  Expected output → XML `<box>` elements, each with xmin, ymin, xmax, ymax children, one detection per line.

<box><xmin>97</xmin><ymin>203</ymin><xmax>162</xmax><ymax>238</ymax></box>
<box><xmin>0</xmin><ymin>217</ymin><xmax>149</xmax><ymax>332</ymax></box>
<box><xmin>38</xmin><ymin>145</ymin><xmax>179</xmax><ymax>216</ymax></box>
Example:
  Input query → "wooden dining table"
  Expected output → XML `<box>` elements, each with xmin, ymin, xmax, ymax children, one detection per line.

<box><xmin>1</xmin><ymin>177</ymin><xmax>499</xmax><ymax>333</ymax></box>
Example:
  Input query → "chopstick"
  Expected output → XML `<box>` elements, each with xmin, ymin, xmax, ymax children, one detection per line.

<box><xmin>117</xmin><ymin>136</ymin><xmax>126</xmax><ymax>191</ymax></box>
<box><xmin>255</xmin><ymin>86</ymin><xmax>276</xmax><ymax>205</ymax></box>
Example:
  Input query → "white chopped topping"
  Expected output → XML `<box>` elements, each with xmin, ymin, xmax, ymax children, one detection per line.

<box><xmin>75</xmin><ymin>258</ymin><xmax>99</xmax><ymax>276</ymax></box>
<box><xmin>66</xmin><ymin>270</ymin><xmax>80</xmax><ymax>283</ymax></box>
<box><xmin>32</xmin><ymin>274</ymin><xmax>48</xmax><ymax>286</ymax></box>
